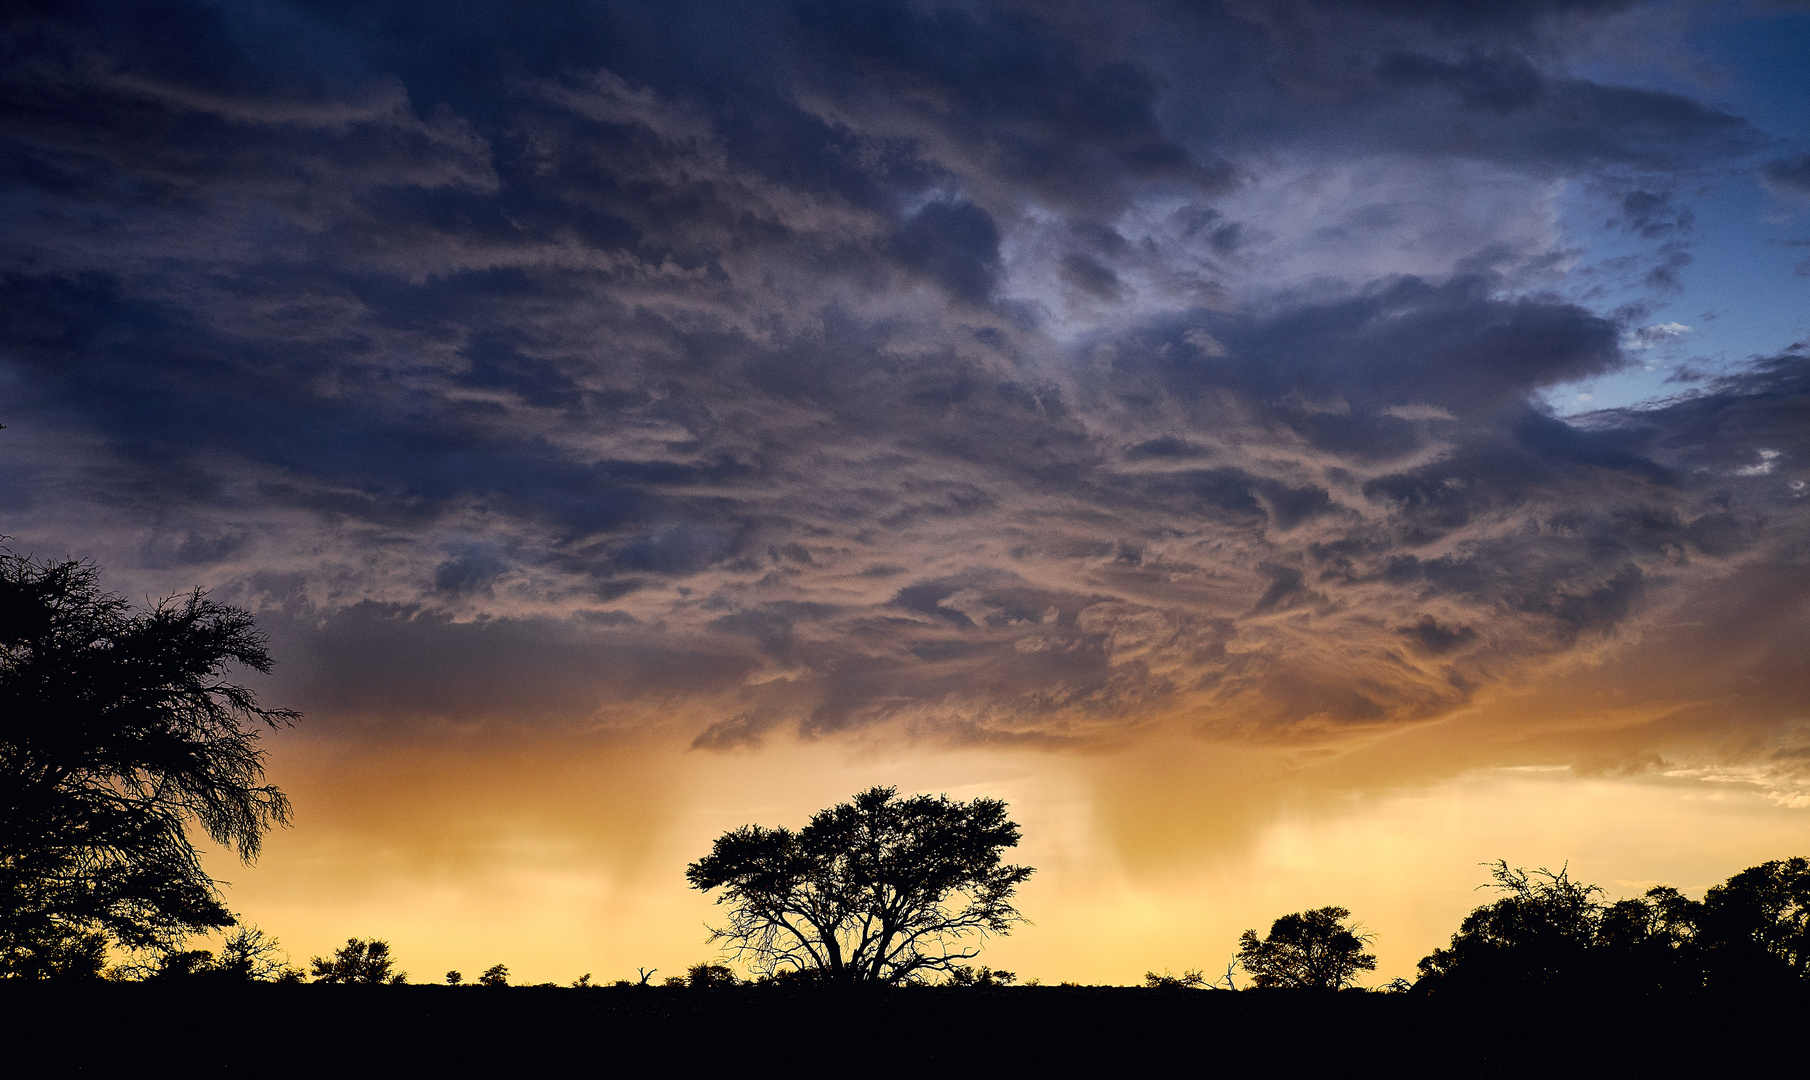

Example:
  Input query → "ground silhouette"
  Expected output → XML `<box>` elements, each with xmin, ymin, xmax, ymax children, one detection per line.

<box><xmin>5</xmin><ymin>979</ymin><xmax>1803</xmax><ymax>1076</ymax></box>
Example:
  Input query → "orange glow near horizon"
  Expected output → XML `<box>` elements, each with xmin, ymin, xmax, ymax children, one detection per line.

<box><xmin>195</xmin><ymin>565</ymin><xmax>1810</xmax><ymax>987</ymax></box>
<box><xmin>200</xmin><ymin>721</ymin><xmax>1810</xmax><ymax>987</ymax></box>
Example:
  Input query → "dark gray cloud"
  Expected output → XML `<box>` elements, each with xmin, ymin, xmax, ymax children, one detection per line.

<box><xmin>1370</xmin><ymin>49</ymin><xmax>1750</xmax><ymax>168</ymax></box>
<box><xmin>1762</xmin><ymin>154</ymin><xmax>1810</xmax><ymax>198</ymax></box>
<box><xmin>1334</xmin><ymin>0</ymin><xmax>1641</xmax><ymax>30</ymax></box>
<box><xmin>3</xmin><ymin>0</ymin><xmax>1805</xmax><ymax>763</ymax></box>
<box><xmin>1136</xmin><ymin>0</ymin><xmax>1758</xmax><ymax>176</ymax></box>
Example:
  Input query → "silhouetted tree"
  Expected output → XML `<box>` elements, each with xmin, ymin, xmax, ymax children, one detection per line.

<box><xmin>0</xmin><ymin>550</ymin><xmax>295</xmax><ymax>975</ymax></box>
<box><xmin>683</xmin><ymin>961</ymin><xmax>739</xmax><ymax>989</ymax></box>
<box><xmin>477</xmin><ymin>963</ymin><xmax>509</xmax><ymax>987</ymax></box>
<box><xmin>140</xmin><ymin>927</ymin><xmax>296</xmax><ymax>982</ymax></box>
<box><xmin>1414</xmin><ymin>860</ymin><xmax>1706</xmax><ymax>992</ymax></box>
<box><xmin>1593</xmin><ymin>885</ymin><xmax>1699</xmax><ymax>990</ymax></box>
<box><xmin>446</xmin><ymin>969</ymin><xmax>462</xmax><ymax>985</ymax></box>
<box><xmin>1415</xmin><ymin>862</ymin><xmax>1601</xmax><ymax>992</ymax></box>
<box><xmin>1143</xmin><ymin>968</ymin><xmax>1208</xmax><ymax>989</ymax></box>
<box><xmin>762</xmin><ymin>966</ymin><xmax>831</xmax><ymax>986</ymax></box>
<box><xmin>0</xmin><ymin>919</ymin><xmax>104</xmax><ymax>980</ymax></box>
<box><xmin>215</xmin><ymin>925</ymin><xmax>296</xmax><ymax>980</ymax></box>
<box><xmin>947</xmin><ymin>964</ymin><xmax>1017</xmax><ymax>986</ymax></box>
<box><xmin>1695</xmin><ymin>856</ymin><xmax>1810</xmax><ymax>986</ymax></box>
<box><xmin>685</xmin><ymin>786</ymin><xmax>1034</xmax><ymax>985</ymax></box>
<box><xmin>1236</xmin><ymin>906</ymin><xmax>1376</xmax><ymax>990</ymax></box>
<box><xmin>1413</xmin><ymin>857</ymin><xmax>1810</xmax><ymax>993</ymax></box>
<box><xmin>146</xmin><ymin>947</ymin><xmax>219</xmax><ymax>980</ymax></box>
<box><xmin>310</xmin><ymin>938</ymin><xmax>404</xmax><ymax>984</ymax></box>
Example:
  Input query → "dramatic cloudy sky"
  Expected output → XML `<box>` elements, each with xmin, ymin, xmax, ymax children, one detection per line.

<box><xmin>4</xmin><ymin>0</ymin><xmax>1809</xmax><ymax>982</ymax></box>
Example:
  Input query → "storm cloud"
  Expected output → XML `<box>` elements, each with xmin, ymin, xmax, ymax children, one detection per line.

<box><xmin>3</xmin><ymin>0</ymin><xmax>1805</xmax><ymax>777</ymax></box>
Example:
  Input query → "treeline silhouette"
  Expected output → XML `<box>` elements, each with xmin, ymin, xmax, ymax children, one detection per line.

<box><xmin>70</xmin><ymin>854</ymin><xmax>1805</xmax><ymax>997</ymax></box>
<box><xmin>1416</xmin><ymin>857</ymin><xmax>1810</xmax><ymax>993</ymax></box>
<box><xmin>14</xmin><ymin>854</ymin><xmax>1794</xmax><ymax>1077</ymax></box>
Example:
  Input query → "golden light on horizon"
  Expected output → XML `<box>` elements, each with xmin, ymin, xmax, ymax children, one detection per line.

<box><xmin>207</xmin><ymin>721</ymin><xmax>1810</xmax><ymax>987</ymax></box>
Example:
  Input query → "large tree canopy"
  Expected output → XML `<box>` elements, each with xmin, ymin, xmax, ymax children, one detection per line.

<box><xmin>1236</xmin><ymin>906</ymin><xmax>1377</xmax><ymax>990</ymax></box>
<box><xmin>0</xmin><ymin>551</ymin><xmax>295</xmax><ymax>975</ymax></box>
<box><xmin>685</xmin><ymin>786</ymin><xmax>1033</xmax><ymax>985</ymax></box>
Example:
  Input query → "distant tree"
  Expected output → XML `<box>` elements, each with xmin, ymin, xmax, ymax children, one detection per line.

<box><xmin>310</xmin><ymin>938</ymin><xmax>404</xmax><ymax>984</ymax></box>
<box><xmin>1694</xmin><ymin>856</ymin><xmax>1810</xmax><ymax>985</ymax></box>
<box><xmin>683</xmin><ymin>961</ymin><xmax>739</xmax><ymax>989</ymax></box>
<box><xmin>1237</xmin><ymin>906</ymin><xmax>1376</xmax><ymax>990</ymax></box>
<box><xmin>761</xmin><ymin>966</ymin><xmax>830</xmax><ymax>987</ymax></box>
<box><xmin>1593</xmin><ymin>885</ymin><xmax>1699</xmax><ymax>990</ymax></box>
<box><xmin>215</xmin><ymin>925</ymin><xmax>296</xmax><ymax>980</ymax></box>
<box><xmin>1415</xmin><ymin>862</ymin><xmax>1605</xmax><ymax>992</ymax></box>
<box><xmin>1414</xmin><ymin>855</ymin><xmax>1810</xmax><ymax>993</ymax></box>
<box><xmin>571</xmin><ymin>973</ymin><xmax>593</xmax><ymax>988</ymax></box>
<box><xmin>0</xmin><ymin>920</ymin><xmax>105</xmax><ymax>980</ymax></box>
<box><xmin>947</xmin><ymin>964</ymin><xmax>1016</xmax><ymax>986</ymax></box>
<box><xmin>477</xmin><ymin>963</ymin><xmax>509</xmax><ymax>987</ymax></box>
<box><xmin>1413</xmin><ymin>860</ymin><xmax>1711</xmax><ymax>992</ymax></box>
<box><xmin>1142</xmin><ymin>969</ymin><xmax>1208</xmax><ymax>989</ymax></box>
<box><xmin>1416</xmin><ymin>862</ymin><xmax>1600</xmax><ymax>991</ymax></box>
<box><xmin>685</xmin><ymin>786</ymin><xmax>1034</xmax><ymax>985</ymax></box>
<box><xmin>446</xmin><ymin>970</ymin><xmax>463</xmax><ymax>985</ymax></box>
<box><xmin>140</xmin><ymin>925</ymin><xmax>296</xmax><ymax>981</ymax></box>
<box><xmin>147</xmin><ymin>948</ymin><xmax>219</xmax><ymax>980</ymax></box>
<box><xmin>0</xmin><ymin>550</ymin><xmax>296</xmax><ymax>975</ymax></box>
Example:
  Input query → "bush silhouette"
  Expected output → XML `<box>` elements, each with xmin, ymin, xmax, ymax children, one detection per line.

<box><xmin>1143</xmin><ymin>969</ymin><xmax>1208</xmax><ymax>990</ymax></box>
<box><xmin>683</xmin><ymin>962</ymin><xmax>739</xmax><ymax>989</ymax></box>
<box><xmin>310</xmin><ymin>938</ymin><xmax>404</xmax><ymax>984</ymax></box>
<box><xmin>947</xmin><ymin>965</ymin><xmax>1017</xmax><ymax>986</ymax></box>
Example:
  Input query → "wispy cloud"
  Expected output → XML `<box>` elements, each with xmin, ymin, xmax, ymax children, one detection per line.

<box><xmin>2</xmin><ymin>0</ymin><xmax>1804</xmax><ymax>781</ymax></box>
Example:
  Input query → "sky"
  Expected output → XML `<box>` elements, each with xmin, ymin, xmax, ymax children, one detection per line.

<box><xmin>3</xmin><ymin>0</ymin><xmax>1809</xmax><ymax>985</ymax></box>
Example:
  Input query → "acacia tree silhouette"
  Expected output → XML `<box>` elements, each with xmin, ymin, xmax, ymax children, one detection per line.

<box><xmin>685</xmin><ymin>786</ymin><xmax>1033</xmax><ymax>985</ymax></box>
<box><xmin>0</xmin><ymin>550</ymin><xmax>296</xmax><ymax>977</ymax></box>
<box><xmin>310</xmin><ymin>938</ymin><xmax>404</xmax><ymax>984</ymax></box>
<box><xmin>1236</xmin><ymin>906</ymin><xmax>1377</xmax><ymax>990</ymax></box>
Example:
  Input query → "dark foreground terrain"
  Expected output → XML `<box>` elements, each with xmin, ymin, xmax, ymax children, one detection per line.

<box><xmin>2</xmin><ymin>983</ymin><xmax>1796</xmax><ymax>1076</ymax></box>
